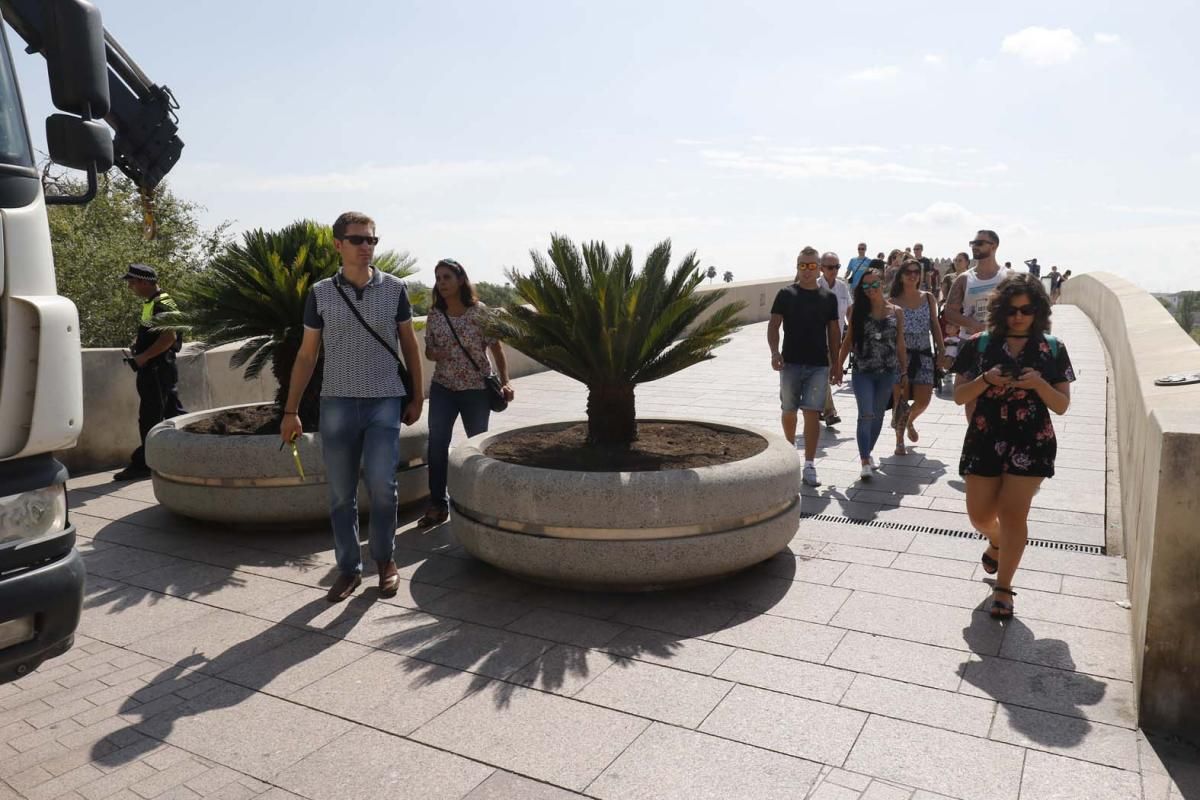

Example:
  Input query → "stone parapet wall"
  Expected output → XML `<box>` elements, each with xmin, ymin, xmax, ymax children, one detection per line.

<box><xmin>1063</xmin><ymin>272</ymin><xmax>1200</xmax><ymax>739</ymax></box>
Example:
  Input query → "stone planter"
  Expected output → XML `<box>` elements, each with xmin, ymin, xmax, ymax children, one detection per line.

<box><xmin>145</xmin><ymin>402</ymin><xmax>428</xmax><ymax>524</ymax></box>
<box><xmin>447</xmin><ymin>418</ymin><xmax>800</xmax><ymax>591</ymax></box>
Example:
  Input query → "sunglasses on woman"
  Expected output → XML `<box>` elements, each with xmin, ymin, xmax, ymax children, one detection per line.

<box><xmin>1006</xmin><ymin>303</ymin><xmax>1037</xmax><ymax>317</ymax></box>
<box><xmin>901</xmin><ymin>268</ymin><xmax>921</xmax><ymax>276</ymax></box>
<box><xmin>862</xmin><ymin>280</ymin><xmax>882</xmax><ymax>290</ymax></box>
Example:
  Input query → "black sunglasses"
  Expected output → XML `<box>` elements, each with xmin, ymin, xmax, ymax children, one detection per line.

<box><xmin>968</xmin><ymin>239</ymin><xmax>995</xmax><ymax>247</ymax></box>
<box><xmin>340</xmin><ymin>234</ymin><xmax>379</xmax><ymax>246</ymax></box>
<box><xmin>901</xmin><ymin>268</ymin><xmax>921</xmax><ymax>276</ymax></box>
<box><xmin>1006</xmin><ymin>303</ymin><xmax>1037</xmax><ymax>317</ymax></box>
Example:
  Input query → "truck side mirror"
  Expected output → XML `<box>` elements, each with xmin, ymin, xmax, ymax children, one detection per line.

<box><xmin>45</xmin><ymin>0</ymin><xmax>110</xmax><ymax>119</ymax></box>
<box><xmin>46</xmin><ymin>114</ymin><xmax>113</xmax><ymax>172</ymax></box>
<box><xmin>45</xmin><ymin>114</ymin><xmax>113</xmax><ymax>206</ymax></box>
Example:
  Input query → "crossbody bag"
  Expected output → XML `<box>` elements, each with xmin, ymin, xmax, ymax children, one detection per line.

<box><xmin>439</xmin><ymin>308</ymin><xmax>508</xmax><ymax>413</ymax></box>
<box><xmin>332</xmin><ymin>279</ymin><xmax>415</xmax><ymax>407</ymax></box>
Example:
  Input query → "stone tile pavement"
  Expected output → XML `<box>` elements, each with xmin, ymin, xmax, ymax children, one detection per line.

<box><xmin>4</xmin><ymin>305</ymin><xmax>1198</xmax><ymax>799</ymax></box>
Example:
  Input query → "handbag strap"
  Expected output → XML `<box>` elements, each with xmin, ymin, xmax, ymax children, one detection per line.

<box><xmin>332</xmin><ymin>277</ymin><xmax>401</xmax><ymax>364</ymax></box>
<box><xmin>439</xmin><ymin>308</ymin><xmax>490</xmax><ymax>377</ymax></box>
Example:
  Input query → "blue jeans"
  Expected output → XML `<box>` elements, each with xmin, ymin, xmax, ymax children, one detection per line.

<box><xmin>851</xmin><ymin>371</ymin><xmax>898</xmax><ymax>460</ymax></box>
<box><xmin>319</xmin><ymin>396</ymin><xmax>403</xmax><ymax>576</ymax></box>
<box><xmin>780</xmin><ymin>364</ymin><xmax>830</xmax><ymax>412</ymax></box>
<box><xmin>427</xmin><ymin>382</ymin><xmax>492</xmax><ymax>510</ymax></box>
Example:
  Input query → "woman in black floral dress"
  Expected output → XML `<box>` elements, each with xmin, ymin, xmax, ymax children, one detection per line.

<box><xmin>952</xmin><ymin>273</ymin><xmax>1075</xmax><ymax>619</ymax></box>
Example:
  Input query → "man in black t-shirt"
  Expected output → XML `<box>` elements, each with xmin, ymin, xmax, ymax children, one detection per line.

<box><xmin>767</xmin><ymin>246</ymin><xmax>843</xmax><ymax>487</ymax></box>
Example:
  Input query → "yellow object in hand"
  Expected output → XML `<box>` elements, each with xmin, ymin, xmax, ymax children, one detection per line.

<box><xmin>289</xmin><ymin>438</ymin><xmax>305</xmax><ymax>480</ymax></box>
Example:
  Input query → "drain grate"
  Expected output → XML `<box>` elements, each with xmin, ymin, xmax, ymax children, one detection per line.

<box><xmin>799</xmin><ymin>512</ymin><xmax>1106</xmax><ymax>555</ymax></box>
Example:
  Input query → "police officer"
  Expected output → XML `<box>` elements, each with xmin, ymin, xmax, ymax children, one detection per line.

<box><xmin>113</xmin><ymin>264</ymin><xmax>186</xmax><ymax>481</ymax></box>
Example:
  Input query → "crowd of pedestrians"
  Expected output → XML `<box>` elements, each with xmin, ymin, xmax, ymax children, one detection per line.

<box><xmin>768</xmin><ymin>229</ymin><xmax>1076</xmax><ymax>619</ymax></box>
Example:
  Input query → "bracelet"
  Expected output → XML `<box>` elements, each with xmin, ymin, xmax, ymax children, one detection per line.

<box><xmin>980</xmin><ymin>375</ymin><xmax>995</xmax><ymax>387</ymax></box>
<box><xmin>283</xmin><ymin>411</ymin><xmax>299</xmax><ymax>416</ymax></box>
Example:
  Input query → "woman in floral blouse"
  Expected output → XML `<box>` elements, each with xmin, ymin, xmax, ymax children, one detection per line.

<box><xmin>417</xmin><ymin>259</ymin><xmax>515</xmax><ymax>527</ymax></box>
<box><xmin>952</xmin><ymin>273</ymin><xmax>1075</xmax><ymax>619</ymax></box>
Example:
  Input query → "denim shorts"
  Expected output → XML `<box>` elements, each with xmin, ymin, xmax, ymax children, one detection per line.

<box><xmin>780</xmin><ymin>364</ymin><xmax>830</xmax><ymax>412</ymax></box>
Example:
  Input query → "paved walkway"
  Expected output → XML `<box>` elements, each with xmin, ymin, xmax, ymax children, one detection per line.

<box><xmin>3</xmin><ymin>306</ymin><xmax>1198</xmax><ymax>800</ymax></box>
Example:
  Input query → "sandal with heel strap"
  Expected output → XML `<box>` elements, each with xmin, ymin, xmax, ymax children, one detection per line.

<box><xmin>981</xmin><ymin>545</ymin><xmax>1000</xmax><ymax>575</ymax></box>
<box><xmin>989</xmin><ymin>586</ymin><xmax>1017</xmax><ymax>619</ymax></box>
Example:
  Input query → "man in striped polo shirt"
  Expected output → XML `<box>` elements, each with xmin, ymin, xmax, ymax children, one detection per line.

<box><xmin>281</xmin><ymin>212</ymin><xmax>424</xmax><ymax>602</ymax></box>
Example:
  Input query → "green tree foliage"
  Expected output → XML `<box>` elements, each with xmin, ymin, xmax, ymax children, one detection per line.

<box><xmin>46</xmin><ymin>171</ymin><xmax>230</xmax><ymax>347</ymax></box>
<box><xmin>161</xmin><ymin>220</ymin><xmax>415</xmax><ymax>428</ymax></box>
<box><xmin>492</xmin><ymin>235</ymin><xmax>744</xmax><ymax>446</ymax></box>
<box><xmin>475</xmin><ymin>281</ymin><xmax>520</xmax><ymax>308</ymax></box>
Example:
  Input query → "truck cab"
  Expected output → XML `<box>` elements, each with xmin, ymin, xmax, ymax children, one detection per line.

<box><xmin>0</xmin><ymin>0</ymin><xmax>182</xmax><ymax>682</ymax></box>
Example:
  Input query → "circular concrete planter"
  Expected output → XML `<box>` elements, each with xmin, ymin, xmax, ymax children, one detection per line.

<box><xmin>145</xmin><ymin>402</ymin><xmax>428</xmax><ymax>524</ymax></box>
<box><xmin>447</xmin><ymin>418</ymin><xmax>800</xmax><ymax>591</ymax></box>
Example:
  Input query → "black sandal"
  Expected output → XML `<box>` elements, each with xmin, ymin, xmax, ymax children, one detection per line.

<box><xmin>990</xmin><ymin>586</ymin><xmax>1016</xmax><ymax>619</ymax></box>
<box><xmin>981</xmin><ymin>545</ymin><xmax>1000</xmax><ymax>575</ymax></box>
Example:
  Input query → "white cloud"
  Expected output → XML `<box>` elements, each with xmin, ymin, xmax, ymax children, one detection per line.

<box><xmin>1094</xmin><ymin>32</ymin><xmax>1121</xmax><ymax>45</ymax></box>
<box><xmin>923</xmin><ymin>54</ymin><xmax>944</xmax><ymax>65</ymax></box>
<box><xmin>899</xmin><ymin>202</ymin><xmax>977</xmax><ymax>227</ymax></box>
<box><xmin>1109</xmin><ymin>205</ymin><xmax>1200</xmax><ymax>218</ymax></box>
<box><xmin>697</xmin><ymin>147</ymin><xmax>972</xmax><ymax>187</ymax></box>
<box><xmin>1001</xmin><ymin>26</ymin><xmax>1084</xmax><ymax>66</ymax></box>
<box><xmin>847</xmin><ymin>65</ymin><xmax>900</xmax><ymax>81</ymax></box>
<box><xmin>980</xmin><ymin>163</ymin><xmax>1010</xmax><ymax>174</ymax></box>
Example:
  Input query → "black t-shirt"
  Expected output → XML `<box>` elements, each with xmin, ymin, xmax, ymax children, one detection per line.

<box><xmin>133</xmin><ymin>292</ymin><xmax>180</xmax><ymax>356</ymax></box>
<box><xmin>770</xmin><ymin>284</ymin><xmax>839</xmax><ymax>366</ymax></box>
<box><xmin>1049</xmin><ymin>272</ymin><xmax>1063</xmax><ymax>290</ymax></box>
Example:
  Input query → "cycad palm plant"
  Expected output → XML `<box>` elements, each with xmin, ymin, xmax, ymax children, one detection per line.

<box><xmin>162</xmin><ymin>219</ymin><xmax>416</xmax><ymax>428</ymax></box>
<box><xmin>492</xmin><ymin>235</ymin><xmax>745</xmax><ymax>447</ymax></box>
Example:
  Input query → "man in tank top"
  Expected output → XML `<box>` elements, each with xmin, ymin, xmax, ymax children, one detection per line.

<box><xmin>943</xmin><ymin>230</ymin><xmax>1012</xmax><ymax>336</ymax></box>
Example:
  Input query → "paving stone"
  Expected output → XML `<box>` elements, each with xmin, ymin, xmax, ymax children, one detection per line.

<box><xmin>275</xmin><ymin>726</ymin><xmax>492</xmax><ymax>800</ymax></box>
<box><xmin>712</xmin><ymin>648</ymin><xmax>855</xmax><ymax>704</ymax></box>
<box><xmin>78</xmin><ymin>588</ymin><xmax>211</xmax><ymax>647</ymax></box>
<box><xmin>184</xmin><ymin>573</ymin><xmax>312</xmax><ymax>614</ymax></box>
<box><xmin>998</xmin><ymin>617</ymin><xmax>1133</xmax><ymax>681</ymax></box>
<box><xmin>834</xmin><ymin>564</ymin><xmax>987</xmax><ymax>610</ymax></box>
<box><xmin>1019</xmin><ymin>749</ymin><xmax>1141</xmax><ymax>800</ymax></box>
<box><xmin>613</xmin><ymin>597</ymin><xmax>740</xmax><ymax>639</ymax></box>
<box><xmin>1060</xmin><ymin>575</ymin><xmax>1129</xmax><ymax>602</ymax></box>
<box><xmin>135</xmin><ymin>682</ymin><xmax>353</xmax><ymax>779</ymax></box>
<box><xmin>76</xmin><ymin>761</ymin><xmax>156</xmax><ymax>800</ymax></box>
<box><xmin>509</xmin><ymin>644</ymin><xmax>617</xmax><ymax>697</ymax></box>
<box><xmin>710</xmin><ymin>574</ymin><xmax>852</xmax><ymax>625</ymax></box>
<box><xmin>699</xmin><ymin>684</ymin><xmax>867</xmax><ymax>765</ymax></box>
<box><xmin>588</xmin><ymin>722</ymin><xmax>821</xmax><ymax>800</ymax></box>
<box><xmin>890</xmin><ymin>553</ymin><xmax>978</xmax><ymax>579</ymax></box>
<box><xmin>128</xmin><ymin>756</ymin><xmax>209</xmax><ymax>799</ymax></box>
<box><xmin>126</xmin><ymin>609</ymin><xmax>304</xmax><ymax>676</ymax></box>
<box><xmin>291</xmin><ymin>649</ymin><xmax>482</xmax><ymax>735</ymax></box>
<box><xmin>214</xmin><ymin>634</ymin><xmax>372</xmax><ymax>698</ymax></box>
<box><xmin>844</xmin><ymin>715</ymin><xmax>1024</xmax><ymax>800</ymax></box>
<box><xmin>830</xmin><ymin>592</ymin><xmax>1004</xmax><ymax>655</ymax></box>
<box><xmin>463</xmin><ymin>771</ymin><xmax>583</xmax><ymax>798</ymax></box>
<box><xmin>862</xmin><ymin>782</ymin><xmax>916</xmax><ymax>800</ymax></box>
<box><xmin>808</xmin><ymin>783</ymin><xmax>861</xmax><ymax>800</ymax></box>
<box><xmin>506</xmin><ymin>608</ymin><xmax>627</xmax><ymax>649</ymax></box>
<box><xmin>1010</xmin><ymin>588</ymin><xmax>1131</xmax><ymax>635</ymax></box>
<box><xmin>959</xmin><ymin>656</ymin><xmax>1137</xmax><ymax>728</ymax></box>
<box><xmin>824</xmin><ymin>769</ymin><xmax>872</xmax><ymax>790</ymax></box>
<box><xmin>839</xmin><ymin>673</ymin><xmax>996</xmax><ymax>737</ymax></box>
<box><xmin>412</xmin><ymin>681</ymin><xmax>648</xmax><ymax>791</ymax></box>
<box><xmin>825</xmin><ymin>631</ymin><xmax>971</xmax><ymax>691</ymax></box>
<box><xmin>757</xmin><ymin>553</ymin><xmax>849</xmax><ymax>585</ymax></box>
<box><xmin>23</xmin><ymin>763</ymin><xmax>103</xmax><ymax>800</ymax></box>
<box><xmin>601</xmin><ymin>627</ymin><xmax>735</xmax><ymax>675</ymax></box>
<box><xmin>574</xmin><ymin>657</ymin><xmax>733</xmax><ymax>728</ymax></box>
<box><xmin>520</xmin><ymin>587</ymin><xmax>631</xmax><ymax>621</ymax></box>
<box><xmin>969</xmin><ymin>564</ymin><xmax>1063</xmax><ymax>592</ymax></box>
<box><xmin>415</xmin><ymin>588</ymin><xmax>531</xmax><ymax>628</ymax></box>
<box><xmin>387</xmin><ymin>620</ymin><xmax>553</xmax><ymax>680</ymax></box>
<box><xmin>82</xmin><ymin>547</ymin><xmax>180</xmax><ymax>581</ymax></box>
<box><xmin>989</xmin><ymin>704</ymin><xmax>1139</xmax><ymax>771</ymax></box>
<box><xmin>794</xmin><ymin>521</ymin><xmax>915</xmax><ymax>552</ymax></box>
<box><xmin>706</xmin><ymin>611</ymin><xmax>846</xmax><ymax>663</ymax></box>
<box><xmin>121</xmin><ymin>561</ymin><xmax>234</xmax><ymax>598</ymax></box>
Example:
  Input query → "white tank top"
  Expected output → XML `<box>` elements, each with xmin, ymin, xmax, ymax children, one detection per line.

<box><xmin>963</xmin><ymin>267</ymin><xmax>1012</xmax><ymax>325</ymax></box>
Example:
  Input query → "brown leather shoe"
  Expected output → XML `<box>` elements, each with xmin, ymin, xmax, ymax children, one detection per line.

<box><xmin>326</xmin><ymin>572</ymin><xmax>362</xmax><ymax>603</ymax></box>
<box><xmin>377</xmin><ymin>560</ymin><xmax>399</xmax><ymax>598</ymax></box>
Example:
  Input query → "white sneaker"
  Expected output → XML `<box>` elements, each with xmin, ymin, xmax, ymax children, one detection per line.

<box><xmin>870</xmin><ymin>457</ymin><xmax>881</xmax><ymax>473</ymax></box>
<box><xmin>860</xmin><ymin>463</ymin><xmax>873</xmax><ymax>480</ymax></box>
<box><xmin>802</xmin><ymin>465</ymin><xmax>821</xmax><ymax>487</ymax></box>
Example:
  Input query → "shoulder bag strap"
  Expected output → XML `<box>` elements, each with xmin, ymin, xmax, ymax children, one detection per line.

<box><xmin>440</xmin><ymin>308</ymin><xmax>490</xmax><ymax>377</ymax></box>
<box><xmin>333</xmin><ymin>278</ymin><xmax>401</xmax><ymax>364</ymax></box>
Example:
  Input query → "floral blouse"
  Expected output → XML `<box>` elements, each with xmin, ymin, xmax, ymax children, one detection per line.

<box><xmin>425</xmin><ymin>304</ymin><xmax>498</xmax><ymax>391</ymax></box>
<box><xmin>952</xmin><ymin>332</ymin><xmax>1076</xmax><ymax>477</ymax></box>
<box><xmin>855</xmin><ymin>312</ymin><xmax>900</xmax><ymax>374</ymax></box>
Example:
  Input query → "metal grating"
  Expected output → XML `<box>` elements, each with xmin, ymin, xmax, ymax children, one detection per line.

<box><xmin>799</xmin><ymin>512</ymin><xmax>1107</xmax><ymax>555</ymax></box>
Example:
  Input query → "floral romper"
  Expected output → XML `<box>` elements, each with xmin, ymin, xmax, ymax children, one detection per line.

<box><xmin>952</xmin><ymin>332</ymin><xmax>1076</xmax><ymax>478</ymax></box>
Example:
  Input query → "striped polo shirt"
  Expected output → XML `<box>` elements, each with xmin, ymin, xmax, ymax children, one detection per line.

<box><xmin>303</xmin><ymin>268</ymin><xmax>412</xmax><ymax>398</ymax></box>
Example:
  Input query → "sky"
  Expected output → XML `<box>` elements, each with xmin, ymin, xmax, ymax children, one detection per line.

<box><xmin>9</xmin><ymin>0</ymin><xmax>1200</xmax><ymax>292</ymax></box>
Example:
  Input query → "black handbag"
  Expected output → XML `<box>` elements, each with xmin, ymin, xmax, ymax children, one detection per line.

<box><xmin>332</xmin><ymin>279</ymin><xmax>415</xmax><ymax>406</ymax></box>
<box><xmin>440</xmin><ymin>308</ymin><xmax>508</xmax><ymax>412</ymax></box>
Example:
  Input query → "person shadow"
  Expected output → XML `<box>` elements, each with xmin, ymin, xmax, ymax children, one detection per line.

<box><xmin>89</xmin><ymin>587</ymin><xmax>372</xmax><ymax>767</ymax></box>
<box><xmin>958</xmin><ymin>617</ymin><xmax>1109</xmax><ymax>749</ymax></box>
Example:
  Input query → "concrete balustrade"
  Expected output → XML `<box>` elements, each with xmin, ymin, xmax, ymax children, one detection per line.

<box><xmin>1063</xmin><ymin>272</ymin><xmax>1200</xmax><ymax>739</ymax></box>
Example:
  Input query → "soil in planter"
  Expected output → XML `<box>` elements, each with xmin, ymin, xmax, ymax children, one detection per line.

<box><xmin>184</xmin><ymin>406</ymin><xmax>300</xmax><ymax>435</ymax></box>
<box><xmin>484</xmin><ymin>422</ymin><xmax>767</xmax><ymax>472</ymax></box>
